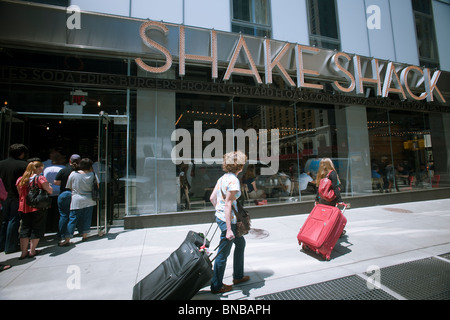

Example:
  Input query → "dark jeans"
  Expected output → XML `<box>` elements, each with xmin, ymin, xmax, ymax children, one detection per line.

<box><xmin>210</xmin><ymin>217</ymin><xmax>246</xmax><ymax>291</ymax></box>
<box><xmin>58</xmin><ymin>191</ymin><xmax>71</xmax><ymax>240</ymax></box>
<box><xmin>0</xmin><ymin>198</ymin><xmax>20</xmax><ymax>253</ymax></box>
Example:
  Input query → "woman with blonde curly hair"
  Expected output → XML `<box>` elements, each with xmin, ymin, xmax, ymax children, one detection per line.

<box><xmin>209</xmin><ymin>150</ymin><xmax>250</xmax><ymax>294</ymax></box>
<box><xmin>16</xmin><ymin>161</ymin><xmax>53</xmax><ymax>259</ymax></box>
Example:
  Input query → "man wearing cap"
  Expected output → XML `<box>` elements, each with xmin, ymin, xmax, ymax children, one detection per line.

<box><xmin>54</xmin><ymin>154</ymin><xmax>80</xmax><ymax>244</ymax></box>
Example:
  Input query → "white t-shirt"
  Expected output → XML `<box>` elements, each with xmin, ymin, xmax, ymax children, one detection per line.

<box><xmin>299</xmin><ymin>173</ymin><xmax>313</xmax><ymax>191</ymax></box>
<box><xmin>66</xmin><ymin>171</ymin><xmax>97</xmax><ymax>210</ymax></box>
<box><xmin>43</xmin><ymin>164</ymin><xmax>65</xmax><ymax>196</ymax></box>
<box><xmin>214</xmin><ymin>173</ymin><xmax>241</xmax><ymax>224</ymax></box>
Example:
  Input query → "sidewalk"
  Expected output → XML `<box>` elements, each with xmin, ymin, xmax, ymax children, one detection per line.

<box><xmin>1</xmin><ymin>199</ymin><xmax>449</xmax><ymax>300</ymax></box>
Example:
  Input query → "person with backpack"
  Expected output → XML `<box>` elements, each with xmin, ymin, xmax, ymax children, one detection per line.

<box><xmin>315</xmin><ymin>158</ymin><xmax>346</xmax><ymax>237</ymax></box>
<box><xmin>315</xmin><ymin>158</ymin><xmax>344</xmax><ymax>207</ymax></box>
<box><xmin>16</xmin><ymin>161</ymin><xmax>53</xmax><ymax>259</ymax></box>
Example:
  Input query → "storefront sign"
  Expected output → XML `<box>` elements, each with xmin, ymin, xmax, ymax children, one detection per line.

<box><xmin>1</xmin><ymin>65</ymin><xmax>449</xmax><ymax>113</ymax></box>
<box><xmin>136</xmin><ymin>21</ymin><xmax>446</xmax><ymax>104</ymax></box>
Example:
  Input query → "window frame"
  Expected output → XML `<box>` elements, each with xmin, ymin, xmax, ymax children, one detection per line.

<box><xmin>230</xmin><ymin>0</ymin><xmax>273</xmax><ymax>38</ymax></box>
<box><xmin>412</xmin><ymin>0</ymin><xmax>440</xmax><ymax>69</ymax></box>
<box><xmin>306</xmin><ymin>0</ymin><xmax>341</xmax><ymax>50</ymax></box>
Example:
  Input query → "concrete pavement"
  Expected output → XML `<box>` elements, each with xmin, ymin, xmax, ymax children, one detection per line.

<box><xmin>1</xmin><ymin>198</ymin><xmax>449</xmax><ymax>300</ymax></box>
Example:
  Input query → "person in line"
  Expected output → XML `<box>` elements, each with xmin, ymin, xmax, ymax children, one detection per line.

<box><xmin>209</xmin><ymin>151</ymin><xmax>250</xmax><ymax>294</ymax></box>
<box><xmin>16</xmin><ymin>161</ymin><xmax>53</xmax><ymax>259</ymax></box>
<box><xmin>59</xmin><ymin>158</ymin><xmax>97</xmax><ymax>246</ymax></box>
<box><xmin>53</xmin><ymin>154</ymin><xmax>81</xmax><ymax>246</ymax></box>
<box><xmin>43</xmin><ymin>148</ymin><xmax>66</xmax><ymax>234</ymax></box>
<box><xmin>0</xmin><ymin>178</ymin><xmax>11</xmax><ymax>271</ymax></box>
<box><xmin>0</xmin><ymin>144</ymin><xmax>28</xmax><ymax>255</ymax></box>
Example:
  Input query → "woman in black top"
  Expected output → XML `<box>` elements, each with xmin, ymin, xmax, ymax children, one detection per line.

<box><xmin>315</xmin><ymin>158</ymin><xmax>343</xmax><ymax>207</ymax></box>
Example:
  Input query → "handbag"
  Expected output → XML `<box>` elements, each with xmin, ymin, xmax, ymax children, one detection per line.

<box><xmin>26</xmin><ymin>176</ymin><xmax>52</xmax><ymax>209</ymax></box>
<box><xmin>318</xmin><ymin>171</ymin><xmax>336</xmax><ymax>202</ymax></box>
<box><xmin>92</xmin><ymin>175</ymin><xmax>100</xmax><ymax>201</ymax></box>
<box><xmin>220</xmin><ymin>188</ymin><xmax>251</xmax><ymax>237</ymax></box>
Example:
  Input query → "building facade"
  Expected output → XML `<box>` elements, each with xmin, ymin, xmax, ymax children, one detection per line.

<box><xmin>1</xmin><ymin>0</ymin><xmax>449</xmax><ymax>228</ymax></box>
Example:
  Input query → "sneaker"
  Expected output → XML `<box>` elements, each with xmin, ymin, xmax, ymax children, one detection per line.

<box><xmin>233</xmin><ymin>275</ymin><xmax>250</xmax><ymax>285</ymax></box>
<box><xmin>211</xmin><ymin>284</ymin><xmax>233</xmax><ymax>294</ymax></box>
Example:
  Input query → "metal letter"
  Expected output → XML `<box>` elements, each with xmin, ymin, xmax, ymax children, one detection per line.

<box><xmin>382</xmin><ymin>62</ymin><xmax>407</xmax><ymax>100</ymax></box>
<box><xmin>179</xmin><ymin>26</ymin><xmax>218</xmax><ymax>80</ymax></box>
<box><xmin>424</xmin><ymin>69</ymin><xmax>446</xmax><ymax>103</ymax></box>
<box><xmin>224</xmin><ymin>35</ymin><xmax>262</xmax><ymax>84</ymax></box>
<box><xmin>135</xmin><ymin>21</ymin><xmax>172</xmax><ymax>74</ymax></box>
<box><xmin>353</xmin><ymin>55</ymin><xmax>382</xmax><ymax>96</ymax></box>
<box><xmin>329</xmin><ymin>52</ymin><xmax>355</xmax><ymax>93</ymax></box>
<box><xmin>295</xmin><ymin>45</ymin><xmax>323</xmax><ymax>90</ymax></box>
<box><xmin>264</xmin><ymin>39</ymin><xmax>295</xmax><ymax>87</ymax></box>
<box><xmin>400</xmin><ymin>66</ymin><xmax>427</xmax><ymax>101</ymax></box>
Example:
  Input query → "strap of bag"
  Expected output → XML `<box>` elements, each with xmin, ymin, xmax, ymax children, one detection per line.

<box><xmin>29</xmin><ymin>175</ymin><xmax>38</xmax><ymax>189</ymax></box>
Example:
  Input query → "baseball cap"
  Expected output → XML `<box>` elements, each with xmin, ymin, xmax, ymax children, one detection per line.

<box><xmin>70</xmin><ymin>154</ymin><xmax>81</xmax><ymax>162</ymax></box>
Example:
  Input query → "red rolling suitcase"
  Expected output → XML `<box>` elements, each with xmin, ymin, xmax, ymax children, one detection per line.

<box><xmin>297</xmin><ymin>204</ymin><xmax>347</xmax><ymax>261</ymax></box>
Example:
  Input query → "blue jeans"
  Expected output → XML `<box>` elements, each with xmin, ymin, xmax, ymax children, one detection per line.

<box><xmin>58</xmin><ymin>191</ymin><xmax>72</xmax><ymax>240</ymax></box>
<box><xmin>0</xmin><ymin>198</ymin><xmax>20</xmax><ymax>253</ymax></box>
<box><xmin>210</xmin><ymin>217</ymin><xmax>246</xmax><ymax>292</ymax></box>
<box><xmin>66</xmin><ymin>206</ymin><xmax>94</xmax><ymax>238</ymax></box>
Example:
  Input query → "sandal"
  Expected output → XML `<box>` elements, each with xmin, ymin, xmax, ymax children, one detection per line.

<box><xmin>58</xmin><ymin>240</ymin><xmax>70</xmax><ymax>247</ymax></box>
<box><xmin>19</xmin><ymin>253</ymin><xmax>29</xmax><ymax>260</ymax></box>
<box><xmin>28</xmin><ymin>249</ymin><xmax>42</xmax><ymax>258</ymax></box>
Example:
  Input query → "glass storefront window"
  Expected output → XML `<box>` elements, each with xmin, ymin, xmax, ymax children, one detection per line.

<box><xmin>367</xmin><ymin>108</ymin><xmax>437</xmax><ymax>193</ymax></box>
<box><xmin>2</xmin><ymin>49</ymin><xmax>448</xmax><ymax>219</ymax></box>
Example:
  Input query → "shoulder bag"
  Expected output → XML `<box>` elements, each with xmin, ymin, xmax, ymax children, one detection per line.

<box><xmin>220</xmin><ymin>187</ymin><xmax>251</xmax><ymax>237</ymax></box>
<box><xmin>26</xmin><ymin>176</ymin><xmax>52</xmax><ymax>209</ymax></box>
<box><xmin>92</xmin><ymin>175</ymin><xmax>100</xmax><ymax>201</ymax></box>
<box><xmin>318</xmin><ymin>171</ymin><xmax>336</xmax><ymax>202</ymax></box>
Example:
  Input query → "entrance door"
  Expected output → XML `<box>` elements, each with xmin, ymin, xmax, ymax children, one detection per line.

<box><xmin>96</xmin><ymin>111</ymin><xmax>111</xmax><ymax>236</ymax></box>
<box><xmin>0</xmin><ymin>109</ymin><xmax>127</xmax><ymax>235</ymax></box>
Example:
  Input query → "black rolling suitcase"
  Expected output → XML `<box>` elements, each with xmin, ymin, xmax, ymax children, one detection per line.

<box><xmin>132</xmin><ymin>231</ymin><xmax>214</xmax><ymax>300</ymax></box>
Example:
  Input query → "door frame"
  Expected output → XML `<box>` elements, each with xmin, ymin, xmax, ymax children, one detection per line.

<box><xmin>0</xmin><ymin>108</ymin><xmax>128</xmax><ymax>235</ymax></box>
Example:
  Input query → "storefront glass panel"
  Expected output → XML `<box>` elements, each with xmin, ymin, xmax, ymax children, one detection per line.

<box><xmin>367</xmin><ymin>108</ymin><xmax>443</xmax><ymax>193</ymax></box>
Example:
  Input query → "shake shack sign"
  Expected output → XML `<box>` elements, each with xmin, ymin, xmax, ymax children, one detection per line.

<box><xmin>134</xmin><ymin>21</ymin><xmax>446</xmax><ymax>104</ymax></box>
<box><xmin>0</xmin><ymin>16</ymin><xmax>448</xmax><ymax>108</ymax></box>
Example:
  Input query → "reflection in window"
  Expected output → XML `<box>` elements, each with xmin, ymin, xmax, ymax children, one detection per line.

<box><xmin>231</xmin><ymin>0</ymin><xmax>271</xmax><ymax>37</ymax></box>
<box><xmin>307</xmin><ymin>0</ymin><xmax>340</xmax><ymax>50</ymax></box>
<box><xmin>367</xmin><ymin>108</ymin><xmax>436</xmax><ymax>193</ymax></box>
<box><xmin>412</xmin><ymin>0</ymin><xmax>440</xmax><ymax>68</ymax></box>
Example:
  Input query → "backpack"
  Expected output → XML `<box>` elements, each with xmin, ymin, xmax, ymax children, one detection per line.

<box><xmin>318</xmin><ymin>171</ymin><xmax>336</xmax><ymax>202</ymax></box>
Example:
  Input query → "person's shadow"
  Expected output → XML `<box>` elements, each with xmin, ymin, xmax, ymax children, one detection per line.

<box><xmin>193</xmin><ymin>269</ymin><xmax>274</xmax><ymax>300</ymax></box>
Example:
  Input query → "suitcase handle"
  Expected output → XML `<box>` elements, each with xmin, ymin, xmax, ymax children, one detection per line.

<box><xmin>336</xmin><ymin>202</ymin><xmax>347</xmax><ymax>214</ymax></box>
